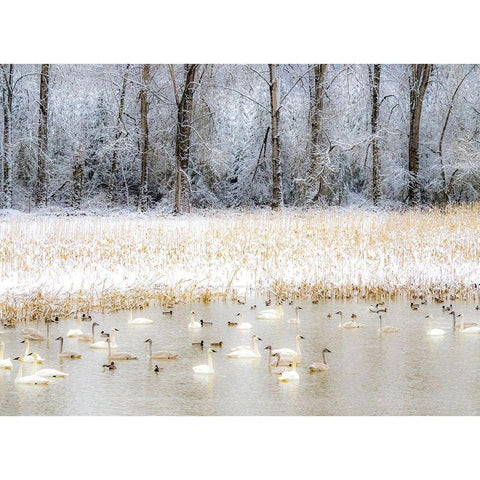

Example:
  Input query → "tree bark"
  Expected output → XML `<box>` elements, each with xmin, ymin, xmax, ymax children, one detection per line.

<box><xmin>34</xmin><ymin>63</ymin><xmax>50</xmax><ymax>206</ymax></box>
<box><xmin>370</xmin><ymin>64</ymin><xmax>381</xmax><ymax>206</ymax></box>
<box><xmin>174</xmin><ymin>64</ymin><xmax>198</xmax><ymax>214</ymax></box>
<box><xmin>138</xmin><ymin>64</ymin><xmax>150</xmax><ymax>212</ymax></box>
<box><xmin>310</xmin><ymin>64</ymin><xmax>327</xmax><ymax>203</ymax></box>
<box><xmin>408</xmin><ymin>64</ymin><xmax>432</xmax><ymax>206</ymax></box>
<box><xmin>71</xmin><ymin>144</ymin><xmax>84</xmax><ymax>209</ymax></box>
<box><xmin>1</xmin><ymin>64</ymin><xmax>13</xmax><ymax>209</ymax></box>
<box><xmin>269</xmin><ymin>64</ymin><xmax>283</xmax><ymax>210</ymax></box>
<box><xmin>108</xmin><ymin>64</ymin><xmax>130</xmax><ymax>205</ymax></box>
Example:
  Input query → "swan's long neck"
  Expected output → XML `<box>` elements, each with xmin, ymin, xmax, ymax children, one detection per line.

<box><xmin>0</xmin><ymin>342</ymin><xmax>4</xmax><ymax>360</ymax></box>
<box><xmin>452</xmin><ymin>313</ymin><xmax>456</xmax><ymax>330</ymax></box>
<box><xmin>253</xmin><ymin>337</ymin><xmax>260</xmax><ymax>356</ymax></box>
<box><xmin>107</xmin><ymin>339</ymin><xmax>112</xmax><ymax>357</ymax></box>
<box><xmin>459</xmin><ymin>315</ymin><xmax>464</xmax><ymax>331</ymax></box>
<box><xmin>296</xmin><ymin>309</ymin><xmax>300</xmax><ymax>321</ymax></box>
<box><xmin>24</xmin><ymin>340</ymin><xmax>30</xmax><ymax>357</ymax></box>
<box><xmin>266</xmin><ymin>348</ymin><xmax>272</xmax><ymax>368</ymax></box>
<box><xmin>207</xmin><ymin>350</ymin><xmax>214</xmax><ymax>372</ymax></box>
<box><xmin>429</xmin><ymin>317</ymin><xmax>433</xmax><ymax>331</ymax></box>
<box><xmin>296</xmin><ymin>337</ymin><xmax>302</xmax><ymax>356</ymax></box>
<box><xmin>32</xmin><ymin>354</ymin><xmax>38</xmax><ymax>374</ymax></box>
<box><xmin>15</xmin><ymin>360</ymin><xmax>23</xmax><ymax>381</ymax></box>
<box><xmin>91</xmin><ymin>323</ymin><xmax>97</xmax><ymax>340</ymax></box>
<box><xmin>291</xmin><ymin>356</ymin><xmax>297</xmax><ymax>372</ymax></box>
<box><xmin>110</xmin><ymin>328</ymin><xmax>117</xmax><ymax>346</ymax></box>
<box><xmin>148</xmin><ymin>341</ymin><xmax>152</xmax><ymax>358</ymax></box>
<box><xmin>379</xmin><ymin>316</ymin><xmax>383</xmax><ymax>329</ymax></box>
<box><xmin>338</xmin><ymin>312</ymin><xmax>343</xmax><ymax>327</ymax></box>
<box><xmin>76</xmin><ymin>313</ymin><xmax>81</xmax><ymax>330</ymax></box>
<box><xmin>59</xmin><ymin>337</ymin><xmax>64</xmax><ymax>353</ymax></box>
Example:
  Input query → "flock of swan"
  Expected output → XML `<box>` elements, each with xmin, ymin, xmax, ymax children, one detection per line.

<box><xmin>1</xmin><ymin>300</ymin><xmax>478</xmax><ymax>387</ymax></box>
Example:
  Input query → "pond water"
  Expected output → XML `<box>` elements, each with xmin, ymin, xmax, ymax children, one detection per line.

<box><xmin>1</xmin><ymin>298</ymin><xmax>479</xmax><ymax>415</ymax></box>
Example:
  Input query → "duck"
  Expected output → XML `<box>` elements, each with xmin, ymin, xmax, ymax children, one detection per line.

<box><xmin>188</xmin><ymin>311</ymin><xmax>201</xmax><ymax>329</ymax></box>
<box><xmin>227</xmin><ymin>321</ymin><xmax>238</xmax><ymax>327</ymax></box>
<box><xmin>236</xmin><ymin>312</ymin><xmax>252</xmax><ymax>330</ymax></box>
<box><xmin>106</xmin><ymin>338</ymin><xmax>137</xmax><ymax>360</ymax></box>
<box><xmin>210</xmin><ymin>341</ymin><xmax>223</xmax><ymax>348</ymax></box>
<box><xmin>102</xmin><ymin>361</ymin><xmax>117</xmax><ymax>371</ymax></box>
<box><xmin>81</xmin><ymin>314</ymin><xmax>92</xmax><ymax>322</ymax></box>
<box><xmin>77</xmin><ymin>322</ymin><xmax>100</xmax><ymax>342</ymax></box>
<box><xmin>226</xmin><ymin>335</ymin><xmax>262</xmax><ymax>358</ymax></box>
<box><xmin>378</xmin><ymin>315</ymin><xmax>400</xmax><ymax>333</ymax></box>
<box><xmin>128</xmin><ymin>311</ymin><xmax>154</xmax><ymax>325</ymax></box>
<box><xmin>154</xmin><ymin>365</ymin><xmax>161</xmax><ymax>374</ymax></box>
<box><xmin>66</xmin><ymin>312</ymin><xmax>84</xmax><ymax>337</ymax></box>
<box><xmin>193</xmin><ymin>347</ymin><xmax>216</xmax><ymax>374</ymax></box>
<box><xmin>192</xmin><ymin>340</ymin><xmax>204</xmax><ymax>348</ymax></box>
<box><xmin>0</xmin><ymin>341</ymin><xmax>13</xmax><ymax>369</ymax></box>
<box><xmin>250</xmin><ymin>305</ymin><xmax>257</xmax><ymax>310</ymax></box>
<box><xmin>425</xmin><ymin>314</ymin><xmax>446</xmax><ymax>336</ymax></box>
<box><xmin>19</xmin><ymin>339</ymin><xmax>44</xmax><ymax>364</ymax></box>
<box><xmin>308</xmin><ymin>348</ymin><xmax>332</xmax><ymax>372</ymax></box>
<box><xmin>287</xmin><ymin>306</ymin><xmax>302</xmax><ymax>324</ymax></box>
<box><xmin>256</xmin><ymin>304</ymin><xmax>283</xmax><ymax>320</ymax></box>
<box><xmin>29</xmin><ymin>353</ymin><xmax>68</xmax><ymax>377</ymax></box>
<box><xmin>336</xmin><ymin>311</ymin><xmax>365</xmax><ymax>328</ymax></box>
<box><xmin>56</xmin><ymin>336</ymin><xmax>82</xmax><ymax>359</ymax></box>
<box><xmin>442</xmin><ymin>304</ymin><xmax>453</xmax><ymax>312</ymax></box>
<box><xmin>90</xmin><ymin>327</ymin><xmax>119</xmax><ymax>349</ymax></box>
<box><xmin>272</xmin><ymin>335</ymin><xmax>304</xmax><ymax>363</ymax></box>
<box><xmin>162</xmin><ymin>310</ymin><xmax>173</xmax><ymax>315</ymax></box>
<box><xmin>200</xmin><ymin>319</ymin><xmax>213</xmax><ymax>327</ymax></box>
<box><xmin>410</xmin><ymin>302</ymin><xmax>420</xmax><ymax>311</ymax></box>
<box><xmin>13</xmin><ymin>357</ymin><xmax>50</xmax><ymax>385</ymax></box>
<box><xmin>144</xmin><ymin>338</ymin><xmax>177</xmax><ymax>359</ymax></box>
<box><xmin>278</xmin><ymin>356</ymin><xmax>299</xmax><ymax>382</ymax></box>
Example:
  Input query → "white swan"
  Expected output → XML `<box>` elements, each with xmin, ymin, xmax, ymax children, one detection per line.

<box><xmin>19</xmin><ymin>339</ymin><xmax>44</xmax><ymax>364</ymax></box>
<box><xmin>106</xmin><ymin>338</ymin><xmax>137</xmax><ymax>360</ymax></box>
<box><xmin>457</xmin><ymin>313</ymin><xmax>480</xmax><ymax>334</ymax></box>
<box><xmin>272</xmin><ymin>334</ymin><xmax>304</xmax><ymax>363</ymax></box>
<box><xmin>188</xmin><ymin>311</ymin><xmax>201</xmax><ymax>329</ymax></box>
<box><xmin>287</xmin><ymin>306</ymin><xmax>302</xmax><ymax>324</ymax></box>
<box><xmin>256</xmin><ymin>304</ymin><xmax>283</xmax><ymax>320</ymax></box>
<box><xmin>278</xmin><ymin>356</ymin><xmax>299</xmax><ymax>382</ymax></box>
<box><xmin>309</xmin><ymin>348</ymin><xmax>331</xmax><ymax>372</ymax></box>
<box><xmin>450</xmin><ymin>311</ymin><xmax>479</xmax><ymax>330</ymax></box>
<box><xmin>425</xmin><ymin>314</ymin><xmax>446</xmax><ymax>336</ymax></box>
<box><xmin>29</xmin><ymin>353</ymin><xmax>68</xmax><ymax>378</ymax></box>
<box><xmin>377</xmin><ymin>315</ymin><xmax>399</xmax><ymax>333</ymax></box>
<box><xmin>0</xmin><ymin>341</ymin><xmax>13</xmax><ymax>369</ymax></box>
<box><xmin>336</xmin><ymin>311</ymin><xmax>365</xmax><ymax>329</ymax></box>
<box><xmin>89</xmin><ymin>327</ymin><xmax>119</xmax><ymax>349</ymax></box>
<box><xmin>67</xmin><ymin>312</ymin><xmax>84</xmax><ymax>337</ymax></box>
<box><xmin>77</xmin><ymin>322</ymin><xmax>100</xmax><ymax>342</ymax></box>
<box><xmin>236</xmin><ymin>312</ymin><xmax>252</xmax><ymax>330</ymax></box>
<box><xmin>193</xmin><ymin>347</ymin><xmax>216</xmax><ymax>374</ymax></box>
<box><xmin>13</xmin><ymin>357</ymin><xmax>50</xmax><ymax>385</ymax></box>
<box><xmin>226</xmin><ymin>335</ymin><xmax>262</xmax><ymax>358</ymax></box>
<box><xmin>144</xmin><ymin>338</ymin><xmax>178</xmax><ymax>359</ymax></box>
<box><xmin>128</xmin><ymin>311</ymin><xmax>154</xmax><ymax>325</ymax></box>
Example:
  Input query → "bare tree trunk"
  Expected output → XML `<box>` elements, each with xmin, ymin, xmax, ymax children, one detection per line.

<box><xmin>309</xmin><ymin>64</ymin><xmax>327</xmax><ymax>203</ymax></box>
<box><xmin>34</xmin><ymin>63</ymin><xmax>50</xmax><ymax>206</ymax></box>
<box><xmin>370</xmin><ymin>64</ymin><xmax>381</xmax><ymax>206</ymax></box>
<box><xmin>408</xmin><ymin>64</ymin><xmax>432</xmax><ymax>206</ymax></box>
<box><xmin>438</xmin><ymin>66</ymin><xmax>474</xmax><ymax>208</ymax></box>
<box><xmin>174</xmin><ymin>64</ymin><xmax>198</xmax><ymax>215</ymax></box>
<box><xmin>108</xmin><ymin>64</ymin><xmax>130</xmax><ymax>205</ymax></box>
<box><xmin>138</xmin><ymin>64</ymin><xmax>150</xmax><ymax>212</ymax></box>
<box><xmin>1</xmin><ymin>64</ymin><xmax>13</xmax><ymax>209</ymax></box>
<box><xmin>71</xmin><ymin>144</ymin><xmax>84</xmax><ymax>209</ymax></box>
<box><xmin>269</xmin><ymin>64</ymin><xmax>283</xmax><ymax>210</ymax></box>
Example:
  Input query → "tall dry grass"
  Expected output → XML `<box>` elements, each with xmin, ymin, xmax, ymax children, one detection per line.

<box><xmin>1</xmin><ymin>205</ymin><xmax>480</xmax><ymax>323</ymax></box>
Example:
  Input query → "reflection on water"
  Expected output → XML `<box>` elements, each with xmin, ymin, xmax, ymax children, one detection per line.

<box><xmin>1</xmin><ymin>298</ymin><xmax>479</xmax><ymax>415</ymax></box>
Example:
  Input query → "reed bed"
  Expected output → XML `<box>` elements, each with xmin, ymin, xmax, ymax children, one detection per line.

<box><xmin>1</xmin><ymin>205</ymin><xmax>480</xmax><ymax>323</ymax></box>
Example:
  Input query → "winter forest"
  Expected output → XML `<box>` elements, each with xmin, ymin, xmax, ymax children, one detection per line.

<box><xmin>1</xmin><ymin>63</ymin><xmax>478</xmax><ymax>213</ymax></box>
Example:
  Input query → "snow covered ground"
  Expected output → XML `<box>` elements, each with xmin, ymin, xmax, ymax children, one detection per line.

<box><xmin>1</xmin><ymin>206</ymin><xmax>480</xmax><ymax>322</ymax></box>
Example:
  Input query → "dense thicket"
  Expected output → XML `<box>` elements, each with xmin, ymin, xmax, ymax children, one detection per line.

<box><xmin>1</xmin><ymin>64</ymin><xmax>479</xmax><ymax>212</ymax></box>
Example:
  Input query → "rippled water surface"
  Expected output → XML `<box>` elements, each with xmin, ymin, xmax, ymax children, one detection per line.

<box><xmin>1</xmin><ymin>299</ymin><xmax>479</xmax><ymax>415</ymax></box>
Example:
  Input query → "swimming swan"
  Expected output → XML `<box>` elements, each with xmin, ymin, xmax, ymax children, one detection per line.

<box><xmin>425</xmin><ymin>315</ymin><xmax>446</xmax><ymax>336</ymax></box>
<box><xmin>106</xmin><ymin>338</ymin><xmax>137</xmax><ymax>360</ymax></box>
<box><xmin>56</xmin><ymin>336</ymin><xmax>82</xmax><ymax>359</ymax></box>
<box><xmin>456</xmin><ymin>313</ymin><xmax>480</xmax><ymax>334</ymax></box>
<box><xmin>378</xmin><ymin>315</ymin><xmax>400</xmax><ymax>333</ymax></box>
<box><xmin>13</xmin><ymin>357</ymin><xmax>50</xmax><ymax>385</ymax></box>
<box><xmin>29</xmin><ymin>353</ymin><xmax>68</xmax><ymax>378</ymax></box>
<box><xmin>336</xmin><ymin>311</ymin><xmax>365</xmax><ymax>329</ymax></box>
<box><xmin>278</xmin><ymin>356</ymin><xmax>299</xmax><ymax>382</ymax></box>
<box><xmin>236</xmin><ymin>312</ymin><xmax>252</xmax><ymax>330</ymax></box>
<box><xmin>188</xmin><ymin>311</ymin><xmax>201</xmax><ymax>329</ymax></box>
<box><xmin>256</xmin><ymin>304</ymin><xmax>284</xmax><ymax>320</ymax></box>
<box><xmin>144</xmin><ymin>339</ymin><xmax>178</xmax><ymax>359</ymax></box>
<box><xmin>272</xmin><ymin>335</ymin><xmax>304</xmax><ymax>363</ymax></box>
<box><xmin>450</xmin><ymin>311</ymin><xmax>479</xmax><ymax>331</ymax></box>
<box><xmin>89</xmin><ymin>327</ymin><xmax>119</xmax><ymax>349</ymax></box>
<box><xmin>67</xmin><ymin>312</ymin><xmax>84</xmax><ymax>337</ymax></box>
<box><xmin>193</xmin><ymin>347</ymin><xmax>216</xmax><ymax>374</ymax></box>
<box><xmin>77</xmin><ymin>322</ymin><xmax>100</xmax><ymax>342</ymax></box>
<box><xmin>287</xmin><ymin>306</ymin><xmax>302</xmax><ymax>324</ymax></box>
<box><xmin>0</xmin><ymin>341</ymin><xmax>13</xmax><ymax>369</ymax></box>
<box><xmin>128</xmin><ymin>311</ymin><xmax>154</xmax><ymax>325</ymax></box>
<box><xmin>19</xmin><ymin>339</ymin><xmax>44</xmax><ymax>364</ymax></box>
<box><xmin>308</xmin><ymin>348</ymin><xmax>331</xmax><ymax>372</ymax></box>
<box><xmin>226</xmin><ymin>335</ymin><xmax>262</xmax><ymax>358</ymax></box>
